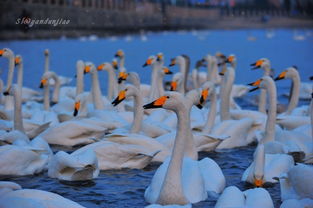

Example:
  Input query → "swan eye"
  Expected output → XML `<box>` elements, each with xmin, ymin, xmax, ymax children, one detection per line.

<box><xmin>166</xmin><ymin>96</ymin><xmax>170</xmax><ymax>99</ymax></box>
<box><xmin>125</xmin><ymin>89</ymin><xmax>128</xmax><ymax>91</ymax></box>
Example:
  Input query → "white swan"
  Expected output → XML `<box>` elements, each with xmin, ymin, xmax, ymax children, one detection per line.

<box><xmin>242</xmin><ymin>144</ymin><xmax>294</xmax><ymax>186</ymax></box>
<box><xmin>277</xmin><ymin>164</ymin><xmax>313</xmax><ymax>206</ymax></box>
<box><xmin>144</xmin><ymin>92</ymin><xmax>225</xmax><ymax>205</ymax></box>
<box><xmin>250</xmin><ymin>58</ymin><xmax>272</xmax><ymax>113</ymax></box>
<box><xmin>212</xmin><ymin>66</ymin><xmax>256</xmax><ymax>149</ymax></box>
<box><xmin>0</xmin><ymin>181</ymin><xmax>84</xmax><ymax>208</ymax></box>
<box><xmin>169</xmin><ymin>55</ymin><xmax>190</xmax><ymax>95</ymax></box>
<box><xmin>44</xmin><ymin>49</ymin><xmax>72</xmax><ymax>86</ymax></box>
<box><xmin>274</xmin><ymin>67</ymin><xmax>311</xmax><ymax>129</ymax></box>
<box><xmin>248</xmin><ymin>76</ymin><xmax>312</xmax><ymax>159</ymax></box>
<box><xmin>215</xmin><ymin>186</ymin><xmax>274</xmax><ymax>208</ymax></box>
<box><xmin>48</xmin><ymin>149</ymin><xmax>99</xmax><ymax>181</ymax></box>
<box><xmin>97</xmin><ymin>62</ymin><xmax>118</xmax><ymax>101</ymax></box>
<box><xmin>0</xmin><ymin>86</ymin><xmax>52</xmax><ymax>176</ymax></box>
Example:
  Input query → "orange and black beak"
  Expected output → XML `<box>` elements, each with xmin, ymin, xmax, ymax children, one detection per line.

<box><xmin>97</xmin><ymin>64</ymin><xmax>104</xmax><ymax>71</ymax></box>
<box><xmin>0</xmin><ymin>49</ymin><xmax>4</xmax><ymax>56</ymax></box>
<box><xmin>112</xmin><ymin>90</ymin><xmax>126</xmax><ymax>106</ymax></box>
<box><xmin>143</xmin><ymin>96</ymin><xmax>167</xmax><ymax>109</ymax></box>
<box><xmin>3</xmin><ymin>86</ymin><xmax>10</xmax><ymax>96</ymax></box>
<box><xmin>226</xmin><ymin>56</ymin><xmax>234</xmax><ymax>63</ymax></box>
<box><xmin>219</xmin><ymin>67</ymin><xmax>227</xmax><ymax>76</ymax></box>
<box><xmin>112</xmin><ymin>60</ymin><xmax>118</xmax><ymax>70</ymax></box>
<box><xmin>251</xmin><ymin>60</ymin><xmax>263</xmax><ymax>70</ymax></box>
<box><xmin>156</xmin><ymin>54</ymin><xmax>163</xmax><ymax>62</ymax></box>
<box><xmin>197</xmin><ymin>89</ymin><xmax>209</xmax><ymax>109</ymax></box>
<box><xmin>170</xmin><ymin>81</ymin><xmax>177</xmax><ymax>91</ymax></box>
<box><xmin>14</xmin><ymin>57</ymin><xmax>21</xmax><ymax>66</ymax></box>
<box><xmin>247</xmin><ymin>79</ymin><xmax>262</xmax><ymax>92</ymax></box>
<box><xmin>118</xmin><ymin>72</ymin><xmax>128</xmax><ymax>84</ymax></box>
<box><xmin>163</xmin><ymin>67</ymin><xmax>173</xmax><ymax>75</ymax></box>
<box><xmin>254</xmin><ymin>178</ymin><xmax>263</xmax><ymax>187</ymax></box>
<box><xmin>169</xmin><ymin>58</ymin><xmax>176</xmax><ymax>67</ymax></box>
<box><xmin>115</xmin><ymin>50</ymin><xmax>123</xmax><ymax>58</ymax></box>
<box><xmin>39</xmin><ymin>79</ymin><xmax>48</xmax><ymax>88</ymax></box>
<box><xmin>274</xmin><ymin>71</ymin><xmax>286</xmax><ymax>81</ymax></box>
<box><xmin>143</xmin><ymin>58</ymin><xmax>153</xmax><ymax>67</ymax></box>
<box><xmin>73</xmin><ymin>101</ymin><xmax>80</xmax><ymax>117</ymax></box>
<box><xmin>84</xmin><ymin>65</ymin><xmax>91</xmax><ymax>74</ymax></box>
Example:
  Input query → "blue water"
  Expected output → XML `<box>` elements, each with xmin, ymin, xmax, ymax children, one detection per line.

<box><xmin>0</xmin><ymin>29</ymin><xmax>312</xmax><ymax>207</ymax></box>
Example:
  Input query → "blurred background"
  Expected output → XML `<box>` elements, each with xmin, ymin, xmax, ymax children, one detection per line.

<box><xmin>0</xmin><ymin>0</ymin><xmax>313</xmax><ymax>39</ymax></box>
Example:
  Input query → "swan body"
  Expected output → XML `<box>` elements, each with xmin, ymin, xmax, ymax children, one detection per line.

<box><xmin>0</xmin><ymin>136</ymin><xmax>52</xmax><ymax>176</ymax></box>
<box><xmin>215</xmin><ymin>186</ymin><xmax>274</xmax><ymax>208</ymax></box>
<box><xmin>73</xmin><ymin>138</ymin><xmax>161</xmax><ymax>170</ymax></box>
<box><xmin>242</xmin><ymin>144</ymin><xmax>294</xmax><ymax>185</ymax></box>
<box><xmin>279</xmin><ymin>164</ymin><xmax>313</xmax><ymax>201</ymax></box>
<box><xmin>0</xmin><ymin>181</ymin><xmax>84</xmax><ymax>208</ymax></box>
<box><xmin>48</xmin><ymin>149</ymin><xmax>99</xmax><ymax>181</ymax></box>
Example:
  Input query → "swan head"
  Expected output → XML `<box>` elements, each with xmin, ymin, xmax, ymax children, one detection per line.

<box><xmin>143</xmin><ymin>92</ymin><xmax>185</xmax><ymax>112</ymax></box>
<box><xmin>73</xmin><ymin>92</ymin><xmax>90</xmax><ymax>117</ymax></box>
<box><xmin>115</xmin><ymin>49</ymin><xmax>124</xmax><ymax>58</ymax></box>
<box><xmin>112</xmin><ymin>85</ymin><xmax>139</xmax><ymax>107</ymax></box>
<box><xmin>162</xmin><ymin>67</ymin><xmax>173</xmax><ymax>75</ymax></box>
<box><xmin>196</xmin><ymin>81</ymin><xmax>214</xmax><ymax>109</ymax></box>
<box><xmin>143</xmin><ymin>56</ymin><xmax>155</xmax><ymax>67</ymax></box>
<box><xmin>84</xmin><ymin>62</ymin><xmax>94</xmax><ymax>74</ymax></box>
<box><xmin>248</xmin><ymin>76</ymin><xmax>275</xmax><ymax>93</ymax></box>
<box><xmin>274</xmin><ymin>67</ymin><xmax>298</xmax><ymax>81</ymax></box>
<box><xmin>44</xmin><ymin>49</ymin><xmax>49</xmax><ymax>56</ymax></box>
<box><xmin>170</xmin><ymin>73</ymin><xmax>183</xmax><ymax>91</ymax></box>
<box><xmin>39</xmin><ymin>78</ymin><xmax>48</xmax><ymax>89</ymax></box>
<box><xmin>97</xmin><ymin>62</ymin><xmax>114</xmax><ymax>72</ymax></box>
<box><xmin>14</xmin><ymin>55</ymin><xmax>22</xmax><ymax>66</ymax></box>
<box><xmin>118</xmin><ymin>71</ymin><xmax>128</xmax><ymax>84</ymax></box>
<box><xmin>250</xmin><ymin>58</ymin><xmax>270</xmax><ymax>70</ymax></box>
<box><xmin>225</xmin><ymin>54</ymin><xmax>236</xmax><ymax>66</ymax></box>
<box><xmin>156</xmin><ymin>53</ymin><xmax>164</xmax><ymax>62</ymax></box>
<box><xmin>0</xmin><ymin>48</ymin><xmax>14</xmax><ymax>59</ymax></box>
<box><xmin>111</xmin><ymin>59</ymin><xmax>118</xmax><ymax>70</ymax></box>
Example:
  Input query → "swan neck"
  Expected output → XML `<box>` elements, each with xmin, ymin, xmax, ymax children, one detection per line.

<box><xmin>51</xmin><ymin>73</ymin><xmax>60</xmax><ymax>103</ymax></box>
<box><xmin>6</xmin><ymin>53</ymin><xmax>15</xmax><ymax>91</ymax></box>
<box><xmin>130</xmin><ymin>91</ymin><xmax>143</xmax><ymax>133</ymax></box>
<box><xmin>203</xmin><ymin>89</ymin><xmax>217</xmax><ymax>133</ymax></box>
<box><xmin>91</xmin><ymin>69</ymin><xmax>105</xmax><ymax>110</ymax></box>
<box><xmin>44</xmin><ymin>54</ymin><xmax>49</xmax><ymax>72</ymax></box>
<box><xmin>262</xmin><ymin>78</ymin><xmax>277</xmax><ymax>143</ymax></box>
<box><xmin>220</xmin><ymin>67</ymin><xmax>234</xmax><ymax>121</ymax></box>
<box><xmin>149</xmin><ymin>63</ymin><xmax>161</xmax><ymax>101</ymax></box>
<box><xmin>17</xmin><ymin>63</ymin><xmax>23</xmax><ymax>91</ymax></box>
<box><xmin>76</xmin><ymin>64</ymin><xmax>84</xmax><ymax>96</ymax></box>
<box><xmin>157</xmin><ymin>104</ymin><xmax>189</xmax><ymax>205</ymax></box>
<box><xmin>286</xmin><ymin>73</ymin><xmax>300</xmax><ymax>115</ymax></box>
<box><xmin>107</xmin><ymin>66</ymin><xmax>118</xmax><ymax>101</ymax></box>
<box><xmin>157</xmin><ymin>71</ymin><xmax>165</xmax><ymax>96</ymax></box>
<box><xmin>43</xmin><ymin>83</ymin><xmax>50</xmax><ymax>111</ymax></box>
<box><xmin>13</xmin><ymin>87</ymin><xmax>25</xmax><ymax>133</ymax></box>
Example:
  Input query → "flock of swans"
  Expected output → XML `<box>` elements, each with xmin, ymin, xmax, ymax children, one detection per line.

<box><xmin>0</xmin><ymin>47</ymin><xmax>312</xmax><ymax>208</ymax></box>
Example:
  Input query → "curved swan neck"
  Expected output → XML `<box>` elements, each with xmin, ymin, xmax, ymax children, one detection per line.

<box><xmin>285</xmin><ymin>71</ymin><xmax>300</xmax><ymax>115</ymax></box>
<box><xmin>119</xmin><ymin>56</ymin><xmax>125</xmax><ymax>68</ymax></box>
<box><xmin>12</xmin><ymin>86</ymin><xmax>25</xmax><ymax>133</ymax></box>
<box><xmin>16</xmin><ymin>62</ymin><xmax>23</xmax><ymax>92</ymax></box>
<box><xmin>262</xmin><ymin>77</ymin><xmax>277</xmax><ymax>143</ymax></box>
<box><xmin>50</xmin><ymin>72</ymin><xmax>60</xmax><ymax>103</ymax></box>
<box><xmin>254</xmin><ymin>144</ymin><xmax>265</xmax><ymax>180</ymax></box>
<box><xmin>258</xmin><ymin>65</ymin><xmax>271</xmax><ymax>113</ymax></box>
<box><xmin>5</xmin><ymin>51</ymin><xmax>15</xmax><ymax>91</ymax></box>
<box><xmin>76</xmin><ymin>61</ymin><xmax>84</xmax><ymax>96</ymax></box>
<box><xmin>90</xmin><ymin>66</ymin><xmax>105</xmax><ymax>110</ymax></box>
<box><xmin>44</xmin><ymin>53</ymin><xmax>49</xmax><ymax>72</ymax></box>
<box><xmin>130</xmin><ymin>89</ymin><xmax>143</xmax><ymax>133</ymax></box>
<box><xmin>106</xmin><ymin>65</ymin><xmax>118</xmax><ymax>101</ymax></box>
<box><xmin>220</xmin><ymin>67</ymin><xmax>234</xmax><ymax>121</ymax></box>
<box><xmin>157</xmin><ymin>102</ymin><xmax>189</xmax><ymax>205</ymax></box>
<box><xmin>203</xmin><ymin>89</ymin><xmax>217</xmax><ymax>133</ymax></box>
<box><xmin>43</xmin><ymin>82</ymin><xmax>50</xmax><ymax>111</ymax></box>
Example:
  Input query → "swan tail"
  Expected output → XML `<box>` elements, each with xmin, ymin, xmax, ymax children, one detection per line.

<box><xmin>27</xmin><ymin>122</ymin><xmax>51</xmax><ymax>139</ymax></box>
